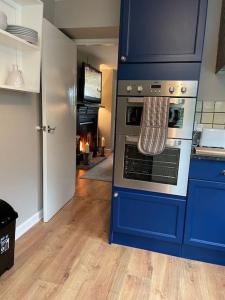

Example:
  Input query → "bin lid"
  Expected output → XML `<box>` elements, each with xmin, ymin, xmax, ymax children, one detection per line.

<box><xmin>0</xmin><ymin>200</ymin><xmax>18</xmax><ymax>228</ymax></box>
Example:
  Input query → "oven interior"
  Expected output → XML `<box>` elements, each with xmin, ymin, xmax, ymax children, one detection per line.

<box><xmin>124</xmin><ymin>144</ymin><xmax>181</xmax><ymax>185</ymax></box>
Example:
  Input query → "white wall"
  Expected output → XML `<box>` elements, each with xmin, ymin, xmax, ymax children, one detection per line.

<box><xmin>198</xmin><ymin>0</ymin><xmax>225</xmax><ymax>101</ymax></box>
<box><xmin>42</xmin><ymin>0</ymin><xmax>55</xmax><ymax>24</ymax></box>
<box><xmin>77</xmin><ymin>48</ymin><xmax>102</xmax><ymax>71</ymax></box>
<box><xmin>0</xmin><ymin>91</ymin><xmax>42</xmax><ymax>227</ymax></box>
<box><xmin>98</xmin><ymin>68</ymin><xmax>114</xmax><ymax>149</ymax></box>
<box><xmin>55</xmin><ymin>0</ymin><xmax>120</xmax><ymax>29</ymax></box>
<box><xmin>0</xmin><ymin>2</ymin><xmax>54</xmax><ymax>231</ymax></box>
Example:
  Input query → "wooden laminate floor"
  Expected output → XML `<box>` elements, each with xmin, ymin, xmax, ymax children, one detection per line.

<box><xmin>0</xmin><ymin>170</ymin><xmax>225</xmax><ymax>300</ymax></box>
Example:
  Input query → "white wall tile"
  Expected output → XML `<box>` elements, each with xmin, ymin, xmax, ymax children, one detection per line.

<box><xmin>202</xmin><ymin>124</ymin><xmax>213</xmax><ymax>128</ymax></box>
<box><xmin>214</xmin><ymin>113</ymin><xmax>225</xmax><ymax>124</ymax></box>
<box><xmin>215</xmin><ymin>101</ymin><xmax>225</xmax><ymax>112</ymax></box>
<box><xmin>203</xmin><ymin>101</ymin><xmax>215</xmax><ymax>112</ymax></box>
<box><xmin>201</xmin><ymin>113</ymin><xmax>214</xmax><ymax>124</ymax></box>
<box><xmin>213</xmin><ymin>124</ymin><xmax>225</xmax><ymax>129</ymax></box>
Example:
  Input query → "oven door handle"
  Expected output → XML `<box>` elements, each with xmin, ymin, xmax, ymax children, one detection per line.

<box><xmin>126</xmin><ymin>136</ymin><xmax>139</xmax><ymax>143</ymax></box>
<box><xmin>127</xmin><ymin>98</ymin><xmax>144</xmax><ymax>104</ymax></box>
<box><xmin>125</xmin><ymin>136</ymin><xmax>182</xmax><ymax>148</ymax></box>
<box><xmin>166</xmin><ymin>140</ymin><xmax>182</xmax><ymax>147</ymax></box>
<box><xmin>127</xmin><ymin>98</ymin><xmax>185</xmax><ymax>105</ymax></box>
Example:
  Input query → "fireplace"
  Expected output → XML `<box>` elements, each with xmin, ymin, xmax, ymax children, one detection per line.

<box><xmin>77</xmin><ymin>105</ymin><xmax>99</xmax><ymax>164</ymax></box>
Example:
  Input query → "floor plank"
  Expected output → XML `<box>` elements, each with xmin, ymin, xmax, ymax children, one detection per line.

<box><xmin>0</xmin><ymin>171</ymin><xmax>225</xmax><ymax>300</ymax></box>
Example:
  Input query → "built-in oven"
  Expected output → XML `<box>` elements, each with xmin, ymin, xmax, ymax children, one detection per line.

<box><xmin>113</xmin><ymin>80</ymin><xmax>198</xmax><ymax>197</ymax></box>
<box><xmin>114</xmin><ymin>135</ymin><xmax>192</xmax><ymax>196</ymax></box>
<box><xmin>116</xmin><ymin>97</ymin><xmax>196</xmax><ymax>139</ymax></box>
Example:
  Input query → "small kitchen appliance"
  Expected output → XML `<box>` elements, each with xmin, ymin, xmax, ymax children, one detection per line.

<box><xmin>200</xmin><ymin>128</ymin><xmax>225</xmax><ymax>149</ymax></box>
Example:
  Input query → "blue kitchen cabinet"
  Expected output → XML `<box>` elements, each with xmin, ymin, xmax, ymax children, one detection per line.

<box><xmin>110</xmin><ymin>188</ymin><xmax>186</xmax><ymax>256</ymax></box>
<box><xmin>184</xmin><ymin>179</ymin><xmax>225</xmax><ymax>251</ymax></box>
<box><xmin>119</xmin><ymin>0</ymin><xmax>208</xmax><ymax>63</ymax></box>
<box><xmin>182</xmin><ymin>159</ymin><xmax>225</xmax><ymax>265</ymax></box>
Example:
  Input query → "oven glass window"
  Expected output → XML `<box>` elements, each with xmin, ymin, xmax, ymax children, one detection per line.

<box><xmin>124</xmin><ymin>144</ymin><xmax>180</xmax><ymax>185</ymax></box>
<box><xmin>126</xmin><ymin>106</ymin><xmax>143</xmax><ymax>126</ymax></box>
<box><xmin>126</xmin><ymin>104</ymin><xmax>184</xmax><ymax>129</ymax></box>
<box><xmin>169</xmin><ymin>104</ymin><xmax>184</xmax><ymax>128</ymax></box>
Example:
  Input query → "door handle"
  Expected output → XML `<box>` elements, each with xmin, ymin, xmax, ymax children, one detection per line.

<box><xmin>48</xmin><ymin>126</ymin><xmax>56</xmax><ymax>133</ymax></box>
<box><xmin>36</xmin><ymin>125</ymin><xmax>46</xmax><ymax>132</ymax></box>
<box><xmin>221</xmin><ymin>170</ymin><xmax>225</xmax><ymax>176</ymax></box>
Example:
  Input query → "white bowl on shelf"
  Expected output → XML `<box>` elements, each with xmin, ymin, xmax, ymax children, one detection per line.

<box><xmin>0</xmin><ymin>11</ymin><xmax>7</xmax><ymax>30</ymax></box>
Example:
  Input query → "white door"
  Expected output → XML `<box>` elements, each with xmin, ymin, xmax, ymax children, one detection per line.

<box><xmin>42</xmin><ymin>19</ymin><xmax>77</xmax><ymax>222</ymax></box>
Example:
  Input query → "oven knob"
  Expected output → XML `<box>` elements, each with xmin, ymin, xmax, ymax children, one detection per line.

<box><xmin>181</xmin><ymin>87</ymin><xmax>187</xmax><ymax>94</ymax></box>
<box><xmin>137</xmin><ymin>86</ymin><xmax>143</xmax><ymax>92</ymax></box>
<box><xmin>169</xmin><ymin>87</ymin><xmax>175</xmax><ymax>94</ymax></box>
<box><xmin>126</xmin><ymin>85</ymin><xmax>132</xmax><ymax>92</ymax></box>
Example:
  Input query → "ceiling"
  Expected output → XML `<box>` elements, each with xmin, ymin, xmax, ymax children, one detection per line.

<box><xmin>61</xmin><ymin>27</ymin><xmax>119</xmax><ymax>39</ymax></box>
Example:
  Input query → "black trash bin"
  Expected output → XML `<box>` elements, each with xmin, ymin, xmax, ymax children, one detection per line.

<box><xmin>0</xmin><ymin>200</ymin><xmax>18</xmax><ymax>276</ymax></box>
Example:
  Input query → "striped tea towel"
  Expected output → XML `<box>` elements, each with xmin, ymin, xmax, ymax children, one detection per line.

<box><xmin>138</xmin><ymin>97</ymin><xmax>170</xmax><ymax>155</ymax></box>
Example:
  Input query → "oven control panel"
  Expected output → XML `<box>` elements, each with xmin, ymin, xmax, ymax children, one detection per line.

<box><xmin>118</xmin><ymin>80</ymin><xmax>198</xmax><ymax>97</ymax></box>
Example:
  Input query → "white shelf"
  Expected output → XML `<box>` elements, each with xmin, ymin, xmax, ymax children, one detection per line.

<box><xmin>0</xmin><ymin>0</ymin><xmax>43</xmax><ymax>93</ymax></box>
<box><xmin>0</xmin><ymin>84</ymin><xmax>39</xmax><ymax>93</ymax></box>
<box><xmin>0</xmin><ymin>28</ymin><xmax>39</xmax><ymax>51</ymax></box>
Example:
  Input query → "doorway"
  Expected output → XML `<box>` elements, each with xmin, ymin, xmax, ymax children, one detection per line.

<box><xmin>75</xmin><ymin>41</ymin><xmax>118</xmax><ymax>183</ymax></box>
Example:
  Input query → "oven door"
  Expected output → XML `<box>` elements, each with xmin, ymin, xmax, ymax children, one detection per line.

<box><xmin>114</xmin><ymin>135</ymin><xmax>192</xmax><ymax>196</ymax></box>
<box><xmin>116</xmin><ymin>97</ymin><xmax>196</xmax><ymax>139</ymax></box>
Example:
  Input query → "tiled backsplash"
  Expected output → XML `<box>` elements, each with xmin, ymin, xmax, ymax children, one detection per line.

<box><xmin>195</xmin><ymin>101</ymin><xmax>225</xmax><ymax>129</ymax></box>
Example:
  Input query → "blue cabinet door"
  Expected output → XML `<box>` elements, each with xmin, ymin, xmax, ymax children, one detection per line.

<box><xmin>112</xmin><ymin>189</ymin><xmax>186</xmax><ymax>244</ymax></box>
<box><xmin>189</xmin><ymin>159</ymin><xmax>225</xmax><ymax>183</ymax></box>
<box><xmin>184</xmin><ymin>179</ymin><xmax>225</xmax><ymax>252</ymax></box>
<box><xmin>119</xmin><ymin>0</ymin><xmax>208</xmax><ymax>63</ymax></box>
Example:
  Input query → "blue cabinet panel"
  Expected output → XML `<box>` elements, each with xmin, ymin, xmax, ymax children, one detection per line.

<box><xmin>189</xmin><ymin>159</ymin><xmax>225</xmax><ymax>183</ymax></box>
<box><xmin>112</xmin><ymin>189</ymin><xmax>186</xmax><ymax>243</ymax></box>
<box><xmin>118</xmin><ymin>63</ymin><xmax>201</xmax><ymax>81</ymax></box>
<box><xmin>184</xmin><ymin>179</ymin><xmax>225</xmax><ymax>252</ymax></box>
<box><xmin>119</xmin><ymin>0</ymin><xmax>208</xmax><ymax>63</ymax></box>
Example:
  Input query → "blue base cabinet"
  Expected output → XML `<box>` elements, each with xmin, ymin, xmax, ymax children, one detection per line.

<box><xmin>184</xmin><ymin>179</ymin><xmax>225</xmax><ymax>252</ymax></box>
<box><xmin>110</xmin><ymin>187</ymin><xmax>186</xmax><ymax>257</ymax></box>
<box><xmin>119</xmin><ymin>0</ymin><xmax>208</xmax><ymax>64</ymax></box>
<box><xmin>182</xmin><ymin>160</ymin><xmax>225</xmax><ymax>265</ymax></box>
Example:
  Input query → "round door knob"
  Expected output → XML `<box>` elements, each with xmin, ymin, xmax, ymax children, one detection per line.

<box><xmin>121</xmin><ymin>56</ymin><xmax>127</xmax><ymax>62</ymax></box>
<box><xmin>181</xmin><ymin>87</ymin><xmax>187</xmax><ymax>94</ymax></box>
<box><xmin>126</xmin><ymin>85</ymin><xmax>132</xmax><ymax>92</ymax></box>
<box><xmin>169</xmin><ymin>87</ymin><xmax>175</xmax><ymax>94</ymax></box>
<box><xmin>137</xmin><ymin>86</ymin><xmax>143</xmax><ymax>92</ymax></box>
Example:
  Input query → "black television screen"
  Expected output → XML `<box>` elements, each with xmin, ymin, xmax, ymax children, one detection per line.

<box><xmin>83</xmin><ymin>64</ymin><xmax>102</xmax><ymax>103</ymax></box>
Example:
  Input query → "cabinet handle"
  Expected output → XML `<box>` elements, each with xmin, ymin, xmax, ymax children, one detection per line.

<box><xmin>114</xmin><ymin>192</ymin><xmax>119</xmax><ymax>198</ymax></box>
<box><xmin>121</xmin><ymin>56</ymin><xmax>127</xmax><ymax>62</ymax></box>
<box><xmin>222</xmin><ymin>170</ymin><xmax>225</xmax><ymax>176</ymax></box>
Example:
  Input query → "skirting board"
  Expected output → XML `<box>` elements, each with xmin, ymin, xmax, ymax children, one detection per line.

<box><xmin>16</xmin><ymin>210</ymin><xmax>43</xmax><ymax>240</ymax></box>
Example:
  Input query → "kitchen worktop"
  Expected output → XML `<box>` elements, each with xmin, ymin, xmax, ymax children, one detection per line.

<box><xmin>191</xmin><ymin>153</ymin><xmax>225</xmax><ymax>162</ymax></box>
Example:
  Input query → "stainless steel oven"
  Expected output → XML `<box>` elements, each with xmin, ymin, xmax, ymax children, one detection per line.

<box><xmin>113</xmin><ymin>80</ymin><xmax>198</xmax><ymax>197</ymax></box>
<box><xmin>114</xmin><ymin>135</ymin><xmax>192</xmax><ymax>196</ymax></box>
